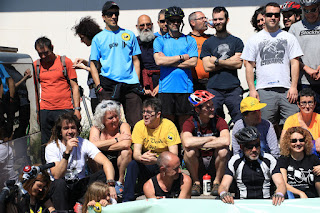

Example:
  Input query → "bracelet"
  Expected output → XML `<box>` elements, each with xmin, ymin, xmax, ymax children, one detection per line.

<box><xmin>106</xmin><ymin>179</ymin><xmax>116</xmax><ymax>187</ymax></box>
<box><xmin>272</xmin><ymin>192</ymin><xmax>284</xmax><ymax>198</ymax></box>
<box><xmin>115</xmin><ymin>137</ymin><xmax>118</xmax><ymax>142</ymax></box>
<box><xmin>179</xmin><ymin>55</ymin><xmax>184</xmax><ymax>63</ymax></box>
<box><xmin>62</xmin><ymin>152</ymin><xmax>70</xmax><ymax>160</ymax></box>
<box><xmin>95</xmin><ymin>84</ymin><xmax>103</xmax><ymax>94</ymax></box>
<box><xmin>220</xmin><ymin>192</ymin><xmax>232</xmax><ymax>200</ymax></box>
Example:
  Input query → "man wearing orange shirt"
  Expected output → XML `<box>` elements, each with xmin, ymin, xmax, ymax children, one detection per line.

<box><xmin>188</xmin><ymin>11</ymin><xmax>211</xmax><ymax>90</ymax></box>
<box><xmin>34</xmin><ymin>36</ymin><xmax>80</xmax><ymax>163</ymax></box>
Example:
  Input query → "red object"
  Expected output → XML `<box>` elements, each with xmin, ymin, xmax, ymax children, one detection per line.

<box><xmin>189</xmin><ymin>90</ymin><xmax>215</xmax><ymax>106</ymax></box>
<box><xmin>203</xmin><ymin>173</ymin><xmax>211</xmax><ymax>181</ymax></box>
<box><xmin>23</xmin><ymin>165</ymin><xmax>31</xmax><ymax>173</ymax></box>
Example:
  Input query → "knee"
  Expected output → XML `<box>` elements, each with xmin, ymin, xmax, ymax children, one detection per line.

<box><xmin>127</xmin><ymin>160</ymin><xmax>138</xmax><ymax>171</ymax></box>
<box><xmin>184</xmin><ymin>148</ymin><xmax>198</xmax><ymax>160</ymax></box>
<box><xmin>51</xmin><ymin>179</ymin><xmax>67</xmax><ymax>192</ymax></box>
<box><xmin>120</xmin><ymin>147</ymin><xmax>132</xmax><ymax>158</ymax></box>
<box><xmin>216</xmin><ymin>147</ymin><xmax>229</xmax><ymax>159</ymax></box>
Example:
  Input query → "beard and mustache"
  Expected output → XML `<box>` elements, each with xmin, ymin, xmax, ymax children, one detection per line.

<box><xmin>139</xmin><ymin>27</ymin><xmax>155</xmax><ymax>42</ymax></box>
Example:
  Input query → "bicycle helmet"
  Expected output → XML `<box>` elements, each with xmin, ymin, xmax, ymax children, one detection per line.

<box><xmin>281</xmin><ymin>1</ymin><xmax>302</xmax><ymax>13</ymax></box>
<box><xmin>300</xmin><ymin>0</ymin><xmax>319</xmax><ymax>6</ymax></box>
<box><xmin>235</xmin><ymin>126</ymin><xmax>261</xmax><ymax>144</ymax></box>
<box><xmin>188</xmin><ymin>90</ymin><xmax>215</xmax><ymax>107</ymax></box>
<box><xmin>165</xmin><ymin>6</ymin><xmax>185</xmax><ymax>20</ymax></box>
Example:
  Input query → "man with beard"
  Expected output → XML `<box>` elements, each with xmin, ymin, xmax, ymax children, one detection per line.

<box><xmin>218</xmin><ymin>126</ymin><xmax>286</xmax><ymax>205</ymax></box>
<box><xmin>281</xmin><ymin>1</ymin><xmax>302</xmax><ymax>31</ymax></box>
<box><xmin>242</xmin><ymin>2</ymin><xmax>303</xmax><ymax>138</ymax></box>
<box><xmin>189</xmin><ymin>11</ymin><xmax>211</xmax><ymax>90</ymax></box>
<box><xmin>153</xmin><ymin>6</ymin><xmax>198</xmax><ymax>130</ymax></box>
<box><xmin>289</xmin><ymin>0</ymin><xmax>320</xmax><ymax>113</ymax></box>
<box><xmin>201</xmin><ymin>6</ymin><xmax>244</xmax><ymax>124</ymax></box>
<box><xmin>136</xmin><ymin>15</ymin><xmax>160</xmax><ymax>97</ymax></box>
<box><xmin>155</xmin><ymin>9</ymin><xmax>168</xmax><ymax>37</ymax></box>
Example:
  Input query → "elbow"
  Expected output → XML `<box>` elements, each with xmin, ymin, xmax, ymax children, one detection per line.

<box><xmin>182</xmin><ymin>140</ymin><xmax>192</xmax><ymax>149</ymax></box>
<box><xmin>224</xmin><ymin>138</ymin><xmax>230</xmax><ymax>147</ymax></box>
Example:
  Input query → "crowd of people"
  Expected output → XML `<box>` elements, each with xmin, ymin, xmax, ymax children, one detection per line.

<box><xmin>2</xmin><ymin>0</ymin><xmax>320</xmax><ymax>212</ymax></box>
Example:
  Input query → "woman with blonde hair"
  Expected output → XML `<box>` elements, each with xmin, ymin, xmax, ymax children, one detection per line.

<box><xmin>279</xmin><ymin>126</ymin><xmax>320</xmax><ymax>198</ymax></box>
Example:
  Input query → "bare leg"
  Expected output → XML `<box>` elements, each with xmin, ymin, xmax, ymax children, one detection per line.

<box><xmin>213</xmin><ymin>147</ymin><xmax>229</xmax><ymax>184</ymax></box>
<box><xmin>184</xmin><ymin>147</ymin><xmax>200</xmax><ymax>184</ymax></box>
<box><xmin>117</xmin><ymin>148</ymin><xmax>132</xmax><ymax>183</ymax></box>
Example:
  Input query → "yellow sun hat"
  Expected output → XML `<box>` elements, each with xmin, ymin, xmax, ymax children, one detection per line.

<box><xmin>240</xmin><ymin>97</ymin><xmax>267</xmax><ymax>113</ymax></box>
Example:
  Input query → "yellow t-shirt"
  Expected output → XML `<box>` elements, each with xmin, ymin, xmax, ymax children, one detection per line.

<box><xmin>283</xmin><ymin>112</ymin><xmax>320</xmax><ymax>139</ymax></box>
<box><xmin>132</xmin><ymin>118</ymin><xmax>181</xmax><ymax>156</ymax></box>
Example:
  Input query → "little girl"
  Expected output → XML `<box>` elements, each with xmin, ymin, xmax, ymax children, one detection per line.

<box><xmin>82</xmin><ymin>181</ymin><xmax>117</xmax><ymax>213</ymax></box>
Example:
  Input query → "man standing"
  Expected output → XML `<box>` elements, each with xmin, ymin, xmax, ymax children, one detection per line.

<box><xmin>182</xmin><ymin>90</ymin><xmax>230</xmax><ymax>196</ymax></box>
<box><xmin>153</xmin><ymin>6</ymin><xmax>198</xmax><ymax>130</ymax></box>
<box><xmin>289</xmin><ymin>0</ymin><xmax>320</xmax><ymax>113</ymax></box>
<box><xmin>34</xmin><ymin>37</ymin><xmax>80</xmax><ymax>163</ymax></box>
<box><xmin>136</xmin><ymin>15</ymin><xmax>160</xmax><ymax>97</ymax></box>
<box><xmin>90</xmin><ymin>1</ymin><xmax>143</xmax><ymax>127</ymax></box>
<box><xmin>155</xmin><ymin>9</ymin><xmax>168</xmax><ymax>37</ymax></box>
<box><xmin>281</xmin><ymin>1</ymin><xmax>302</xmax><ymax>31</ymax></box>
<box><xmin>123</xmin><ymin>98</ymin><xmax>181</xmax><ymax>202</ymax></box>
<box><xmin>201</xmin><ymin>6</ymin><xmax>244</xmax><ymax>124</ymax></box>
<box><xmin>218</xmin><ymin>127</ymin><xmax>286</xmax><ymax>205</ymax></box>
<box><xmin>241</xmin><ymin>2</ymin><xmax>303</xmax><ymax>136</ymax></box>
<box><xmin>143</xmin><ymin>151</ymin><xmax>192</xmax><ymax>199</ymax></box>
<box><xmin>45</xmin><ymin>112</ymin><xmax>116</xmax><ymax>211</ymax></box>
<box><xmin>188</xmin><ymin>11</ymin><xmax>211</xmax><ymax>90</ymax></box>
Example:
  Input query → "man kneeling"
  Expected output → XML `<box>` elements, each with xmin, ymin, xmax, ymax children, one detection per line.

<box><xmin>143</xmin><ymin>151</ymin><xmax>192</xmax><ymax>199</ymax></box>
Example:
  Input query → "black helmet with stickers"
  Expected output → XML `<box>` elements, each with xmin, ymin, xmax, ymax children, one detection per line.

<box><xmin>235</xmin><ymin>126</ymin><xmax>261</xmax><ymax>145</ymax></box>
<box><xmin>165</xmin><ymin>6</ymin><xmax>185</xmax><ymax>20</ymax></box>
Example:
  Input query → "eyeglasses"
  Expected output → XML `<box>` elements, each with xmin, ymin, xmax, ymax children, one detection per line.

<box><xmin>159</xmin><ymin>19</ymin><xmax>166</xmax><ymax>23</ymax></box>
<box><xmin>265</xmin><ymin>13</ymin><xmax>280</xmax><ymax>18</ymax></box>
<box><xmin>300</xmin><ymin>101</ymin><xmax>314</xmax><ymax>107</ymax></box>
<box><xmin>244</xmin><ymin>143</ymin><xmax>261</xmax><ymax>149</ymax></box>
<box><xmin>168</xmin><ymin>19</ymin><xmax>182</xmax><ymax>24</ymax></box>
<box><xmin>104</xmin><ymin>11</ymin><xmax>119</xmax><ymax>17</ymax></box>
<box><xmin>282</xmin><ymin>11</ymin><xmax>295</xmax><ymax>18</ymax></box>
<box><xmin>139</xmin><ymin>23</ymin><xmax>152</xmax><ymax>28</ymax></box>
<box><xmin>290</xmin><ymin>138</ymin><xmax>305</xmax><ymax>143</ymax></box>
<box><xmin>194</xmin><ymin>17</ymin><xmax>207</xmax><ymax>21</ymax></box>
<box><xmin>142</xmin><ymin>110</ymin><xmax>155</xmax><ymax>116</ymax></box>
<box><xmin>303</xmin><ymin>7</ymin><xmax>318</xmax><ymax>14</ymax></box>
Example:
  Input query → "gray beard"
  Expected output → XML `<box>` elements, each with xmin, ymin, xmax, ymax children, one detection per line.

<box><xmin>139</xmin><ymin>29</ymin><xmax>155</xmax><ymax>42</ymax></box>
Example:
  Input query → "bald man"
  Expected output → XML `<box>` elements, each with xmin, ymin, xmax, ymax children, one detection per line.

<box><xmin>136</xmin><ymin>15</ymin><xmax>160</xmax><ymax>97</ymax></box>
<box><xmin>143</xmin><ymin>151</ymin><xmax>192</xmax><ymax>199</ymax></box>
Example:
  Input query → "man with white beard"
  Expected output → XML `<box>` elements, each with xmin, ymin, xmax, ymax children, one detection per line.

<box><xmin>136</xmin><ymin>15</ymin><xmax>160</xmax><ymax>97</ymax></box>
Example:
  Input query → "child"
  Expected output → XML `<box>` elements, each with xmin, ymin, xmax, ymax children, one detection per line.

<box><xmin>82</xmin><ymin>181</ymin><xmax>116</xmax><ymax>213</ymax></box>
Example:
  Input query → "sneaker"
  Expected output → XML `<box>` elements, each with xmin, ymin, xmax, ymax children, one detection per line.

<box><xmin>115</xmin><ymin>181</ymin><xmax>124</xmax><ymax>195</ymax></box>
<box><xmin>191</xmin><ymin>183</ymin><xmax>201</xmax><ymax>196</ymax></box>
<box><xmin>211</xmin><ymin>183</ymin><xmax>220</xmax><ymax>196</ymax></box>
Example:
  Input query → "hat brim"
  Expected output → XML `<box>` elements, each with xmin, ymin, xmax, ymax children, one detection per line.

<box><xmin>242</xmin><ymin>103</ymin><xmax>267</xmax><ymax>113</ymax></box>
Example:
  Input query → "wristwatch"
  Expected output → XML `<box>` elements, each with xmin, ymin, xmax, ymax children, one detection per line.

<box><xmin>63</xmin><ymin>152</ymin><xmax>70</xmax><ymax>160</ymax></box>
<box><xmin>74</xmin><ymin>107</ymin><xmax>81</xmax><ymax>111</ymax></box>
<box><xmin>107</xmin><ymin>179</ymin><xmax>116</xmax><ymax>187</ymax></box>
<box><xmin>214</xmin><ymin>58</ymin><xmax>219</xmax><ymax>66</ymax></box>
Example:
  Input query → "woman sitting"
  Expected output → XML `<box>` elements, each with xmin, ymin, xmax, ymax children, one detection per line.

<box><xmin>89</xmin><ymin>100</ymin><xmax>132</xmax><ymax>195</ymax></box>
<box><xmin>279</xmin><ymin>127</ymin><xmax>320</xmax><ymax>198</ymax></box>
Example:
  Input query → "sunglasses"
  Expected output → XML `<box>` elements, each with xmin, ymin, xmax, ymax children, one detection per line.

<box><xmin>104</xmin><ymin>11</ymin><xmax>119</xmax><ymax>17</ymax></box>
<box><xmin>139</xmin><ymin>23</ymin><xmax>152</xmax><ymax>28</ymax></box>
<box><xmin>159</xmin><ymin>19</ymin><xmax>166</xmax><ymax>23</ymax></box>
<box><xmin>282</xmin><ymin>11</ymin><xmax>295</xmax><ymax>18</ymax></box>
<box><xmin>290</xmin><ymin>138</ymin><xmax>305</xmax><ymax>143</ymax></box>
<box><xmin>265</xmin><ymin>13</ymin><xmax>280</xmax><ymax>18</ymax></box>
<box><xmin>244</xmin><ymin>143</ymin><xmax>261</xmax><ymax>149</ymax></box>
<box><xmin>303</xmin><ymin>7</ymin><xmax>318</xmax><ymax>14</ymax></box>
<box><xmin>168</xmin><ymin>19</ymin><xmax>182</xmax><ymax>24</ymax></box>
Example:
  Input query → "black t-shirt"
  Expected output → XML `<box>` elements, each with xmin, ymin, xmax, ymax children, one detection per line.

<box><xmin>278</xmin><ymin>154</ymin><xmax>320</xmax><ymax>198</ymax></box>
<box><xmin>200</xmin><ymin>34</ymin><xmax>244</xmax><ymax>90</ymax></box>
<box><xmin>137</xmin><ymin>37</ymin><xmax>160</xmax><ymax>71</ymax></box>
<box><xmin>151</xmin><ymin>173</ymin><xmax>182</xmax><ymax>198</ymax></box>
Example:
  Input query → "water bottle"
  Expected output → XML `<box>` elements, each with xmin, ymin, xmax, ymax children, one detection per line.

<box><xmin>203</xmin><ymin>173</ymin><xmax>211</xmax><ymax>195</ymax></box>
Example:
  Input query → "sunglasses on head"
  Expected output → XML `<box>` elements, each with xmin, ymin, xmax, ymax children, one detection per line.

<box><xmin>159</xmin><ymin>19</ymin><xmax>166</xmax><ymax>23</ymax></box>
<box><xmin>104</xmin><ymin>11</ymin><xmax>119</xmax><ymax>17</ymax></box>
<box><xmin>290</xmin><ymin>138</ymin><xmax>305</xmax><ymax>143</ymax></box>
<box><xmin>303</xmin><ymin>7</ymin><xmax>318</xmax><ymax>14</ymax></box>
<box><xmin>244</xmin><ymin>143</ymin><xmax>261</xmax><ymax>149</ymax></box>
<box><xmin>265</xmin><ymin>13</ymin><xmax>280</xmax><ymax>18</ymax></box>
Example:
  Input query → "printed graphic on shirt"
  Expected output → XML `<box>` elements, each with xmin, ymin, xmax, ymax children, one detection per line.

<box><xmin>287</xmin><ymin>165</ymin><xmax>314</xmax><ymax>186</ymax></box>
<box><xmin>216</xmin><ymin>43</ymin><xmax>230</xmax><ymax>60</ymax></box>
<box><xmin>299</xmin><ymin>29</ymin><xmax>320</xmax><ymax>36</ymax></box>
<box><xmin>121</xmin><ymin>33</ymin><xmax>131</xmax><ymax>41</ymax></box>
<box><xmin>259</xmin><ymin>39</ymin><xmax>287</xmax><ymax>66</ymax></box>
<box><xmin>167</xmin><ymin>133</ymin><xmax>175</xmax><ymax>142</ymax></box>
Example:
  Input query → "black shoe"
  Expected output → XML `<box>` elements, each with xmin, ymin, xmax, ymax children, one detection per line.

<box><xmin>191</xmin><ymin>184</ymin><xmax>201</xmax><ymax>196</ymax></box>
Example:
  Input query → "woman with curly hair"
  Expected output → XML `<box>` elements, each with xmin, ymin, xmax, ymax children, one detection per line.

<box><xmin>279</xmin><ymin>126</ymin><xmax>320</xmax><ymax>198</ymax></box>
<box><xmin>89</xmin><ymin>100</ymin><xmax>132</xmax><ymax>195</ymax></box>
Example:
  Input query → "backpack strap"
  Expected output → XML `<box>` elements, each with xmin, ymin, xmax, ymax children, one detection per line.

<box><xmin>60</xmin><ymin>55</ymin><xmax>75</xmax><ymax>108</ymax></box>
<box><xmin>36</xmin><ymin>59</ymin><xmax>41</xmax><ymax>83</ymax></box>
<box><xmin>193</xmin><ymin>117</ymin><xmax>202</xmax><ymax>137</ymax></box>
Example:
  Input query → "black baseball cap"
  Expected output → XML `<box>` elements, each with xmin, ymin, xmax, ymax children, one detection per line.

<box><xmin>102</xmin><ymin>1</ymin><xmax>119</xmax><ymax>14</ymax></box>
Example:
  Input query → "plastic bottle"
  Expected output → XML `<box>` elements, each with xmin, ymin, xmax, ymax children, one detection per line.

<box><xmin>203</xmin><ymin>173</ymin><xmax>211</xmax><ymax>195</ymax></box>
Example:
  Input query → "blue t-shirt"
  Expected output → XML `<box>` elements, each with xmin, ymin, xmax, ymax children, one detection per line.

<box><xmin>90</xmin><ymin>28</ymin><xmax>141</xmax><ymax>84</ymax></box>
<box><xmin>200</xmin><ymin>34</ymin><xmax>244</xmax><ymax>90</ymax></box>
<box><xmin>153</xmin><ymin>33</ymin><xmax>198</xmax><ymax>93</ymax></box>
<box><xmin>0</xmin><ymin>64</ymin><xmax>11</xmax><ymax>94</ymax></box>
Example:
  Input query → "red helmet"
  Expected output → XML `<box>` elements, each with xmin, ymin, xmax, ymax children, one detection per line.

<box><xmin>188</xmin><ymin>90</ymin><xmax>215</xmax><ymax>107</ymax></box>
<box><xmin>281</xmin><ymin>1</ymin><xmax>302</xmax><ymax>13</ymax></box>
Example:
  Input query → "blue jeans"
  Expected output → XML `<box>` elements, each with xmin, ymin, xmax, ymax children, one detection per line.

<box><xmin>123</xmin><ymin>160</ymin><xmax>159</xmax><ymax>202</ymax></box>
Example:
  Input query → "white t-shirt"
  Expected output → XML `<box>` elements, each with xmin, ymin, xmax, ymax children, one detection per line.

<box><xmin>45</xmin><ymin>137</ymin><xmax>100</xmax><ymax>179</ymax></box>
<box><xmin>241</xmin><ymin>29</ymin><xmax>303</xmax><ymax>90</ymax></box>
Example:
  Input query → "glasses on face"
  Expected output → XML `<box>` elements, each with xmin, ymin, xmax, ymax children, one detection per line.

<box><xmin>38</xmin><ymin>51</ymin><xmax>50</xmax><ymax>57</ymax></box>
<box><xmin>303</xmin><ymin>7</ymin><xmax>318</xmax><ymax>14</ymax></box>
<box><xmin>291</xmin><ymin>138</ymin><xmax>305</xmax><ymax>143</ymax></box>
<box><xmin>300</xmin><ymin>101</ymin><xmax>314</xmax><ymax>107</ymax></box>
<box><xmin>194</xmin><ymin>16</ymin><xmax>207</xmax><ymax>21</ymax></box>
<box><xmin>139</xmin><ymin>23</ymin><xmax>152</xmax><ymax>28</ymax></box>
<box><xmin>104</xmin><ymin>11</ymin><xmax>119</xmax><ymax>17</ymax></box>
<box><xmin>142</xmin><ymin>110</ymin><xmax>155</xmax><ymax>116</ymax></box>
<box><xmin>159</xmin><ymin>19</ymin><xmax>166</xmax><ymax>23</ymax></box>
<box><xmin>282</xmin><ymin>11</ymin><xmax>295</xmax><ymax>18</ymax></box>
<box><xmin>168</xmin><ymin>19</ymin><xmax>182</xmax><ymax>24</ymax></box>
<box><xmin>244</xmin><ymin>143</ymin><xmax>261</xmax><ymax>149</ymax></box>
<box><xmin>265</xmin><ymin>12</ymin><xmax>281</xmax><ymax>18</ymax></box>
